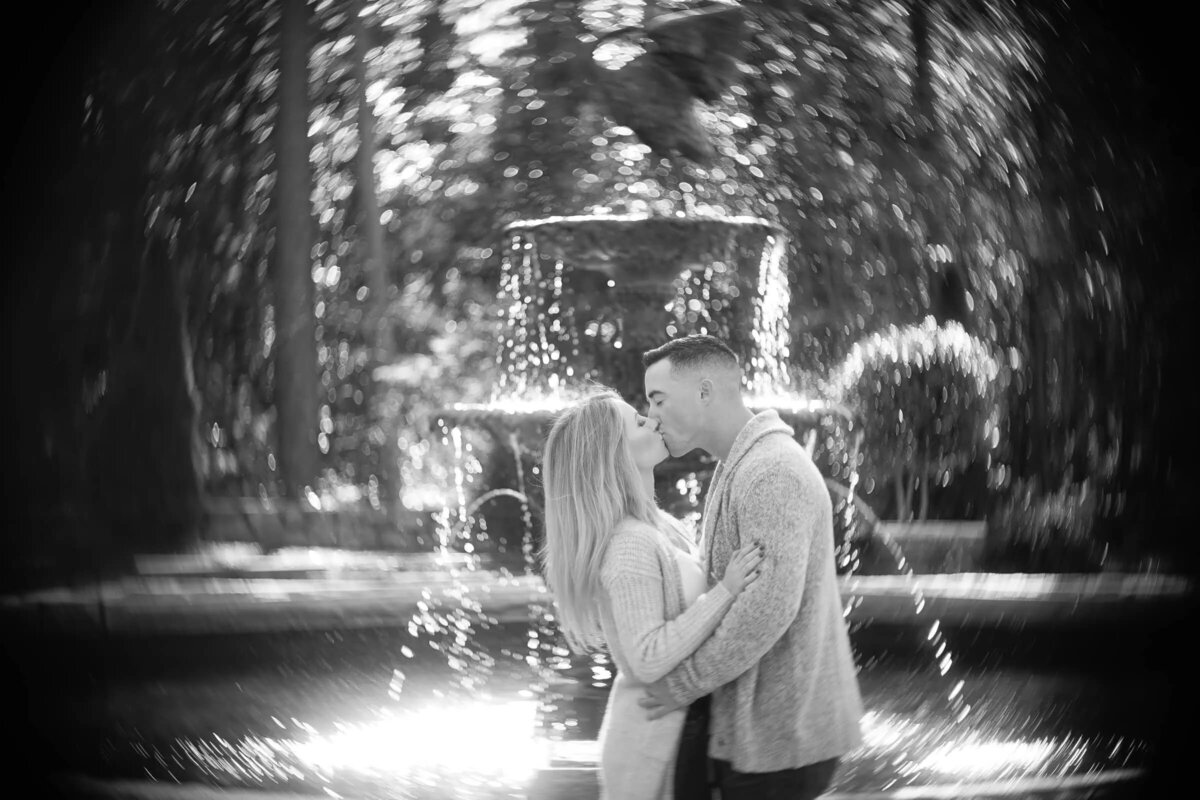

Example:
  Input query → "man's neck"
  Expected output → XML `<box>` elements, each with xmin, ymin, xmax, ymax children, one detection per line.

<box><xmin>707</xmin><ymin>404</ymin><xmax>755</xmax><ymax>461</ymax></box>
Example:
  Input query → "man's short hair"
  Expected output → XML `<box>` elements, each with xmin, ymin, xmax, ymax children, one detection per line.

<box><xmin>642</xmin><ymin>334</ymin><xmax>740</xmax><ymax>373</ymax></box>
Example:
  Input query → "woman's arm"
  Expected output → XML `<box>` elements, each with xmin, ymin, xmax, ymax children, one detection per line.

<box><xmin>602</xmin><ymin>525</ymin><xmax>748</xmax><ymax>684</ymax></box>
<box><xmin>604</xmin><ymin>563</ymin><xmax>733</xmax><ymax>684</ymax></box>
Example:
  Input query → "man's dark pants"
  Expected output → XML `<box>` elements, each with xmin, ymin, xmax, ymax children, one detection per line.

<box><xmin>674</xmin><ymin>695</ymin><xmax>840</xmax><ymax>800</ymax></box>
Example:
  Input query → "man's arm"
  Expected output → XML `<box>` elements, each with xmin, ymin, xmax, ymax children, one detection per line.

<box><xmin>658</xmin><ymin>461</ymin><xmax>819</xmax><ymax>706</ymax></box>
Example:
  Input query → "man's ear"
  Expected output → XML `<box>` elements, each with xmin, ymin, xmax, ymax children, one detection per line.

<box><xmin>698</xmin><ymin>377</ymin><xmax>713</xmax><ymax>404</ymax></box>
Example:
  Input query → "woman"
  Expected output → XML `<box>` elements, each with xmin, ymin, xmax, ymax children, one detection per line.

<box><xmin>541</xmin><ymin>389</ymin><xmax>763</xmax><ymax>799</ymax></box>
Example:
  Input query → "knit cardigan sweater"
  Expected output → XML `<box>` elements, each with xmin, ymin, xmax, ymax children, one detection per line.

<box><xmin>595</xmin><ymin>515</ymin><xmax>736</xmax><ymax>799</ymax></box>
<box><xmin>661</xmin><ymin>410</ymin><xmax>865</xmax><ymax>773</ymax></box>
<box><xmin>599</xmin><ymin>516</ymin><xmax>734</xmax><ymax>683</ymax></box>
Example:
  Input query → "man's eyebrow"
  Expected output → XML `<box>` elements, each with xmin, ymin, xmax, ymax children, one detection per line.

<box><xmin>647</xmin><ymin>389</ymin><xmax>664</xmax><ymax>399</ymax></box>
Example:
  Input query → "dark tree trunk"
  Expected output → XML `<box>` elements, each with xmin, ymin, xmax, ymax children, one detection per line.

<box><xmin>909</xmin><ymin>0</ymin><xmax>968</xmax><ymax>327</ymax></box>
<box><xmin>6</xmin><ymin>1</ymin><xmax>207</xmax><ymax>579</ymax></box>
<box><xmin>87</xmin><ymin>235</ymin><xmax>204</xmax><ymax>554</ymax></box>
<box><xmin>272</xmin><ymin>0</ymin><xmax>321</xmax><ymax>496</ymax></box>
<box><xmin>6</xmin><ymin>3</ymin><xmax>122</xmax><ymax>587</ymax></box>
<box><xmin>911</xmin><ymin>0</ymin><xmax>935</xmax><ymax>135</ymax></box>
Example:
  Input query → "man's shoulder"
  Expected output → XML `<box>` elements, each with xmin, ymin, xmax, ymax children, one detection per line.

<box><xmin>731</xmin><ymin>435</ymin><xmax>822</xmax><ymax>488</ymax></box>
<box><xmin>739</xmin><ymin>430</ymin><xmax>808</xmax><ymax>468</ymax></box>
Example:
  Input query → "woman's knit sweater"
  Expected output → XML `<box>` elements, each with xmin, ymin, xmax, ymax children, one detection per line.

<box><xmin>599</xmin><ymin>516</ymin><xmax>735</xmax><ymax>683</ymax></box>
<box><xmin>594</xmin><ymin>516</ymin><xmax>736</xmax><ymax>799</ymax></box>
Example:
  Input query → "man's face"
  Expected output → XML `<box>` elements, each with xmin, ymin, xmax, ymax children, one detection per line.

<box><xmin>644</xmin><ymin>358</ymin><xmax>704</xmax><ymax>457</ymax></box>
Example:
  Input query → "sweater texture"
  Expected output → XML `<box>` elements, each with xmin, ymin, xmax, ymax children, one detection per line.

<box><xmin>595</xmin><ymin>516</ymin><xmax>735</xmax><ymax>799</ymax></box>
<box><xmin>662</xmin><ymin>410</ymin><xmax>865</xmax><ymax>772</ymax></box>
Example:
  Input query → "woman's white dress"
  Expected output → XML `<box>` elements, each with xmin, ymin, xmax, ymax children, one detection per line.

<box><xmin>595</xmin><ymin>517</ymin><xmax>734</xmax><ymax>800</ymax></box>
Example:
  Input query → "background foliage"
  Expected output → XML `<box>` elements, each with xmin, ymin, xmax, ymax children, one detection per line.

<box><xmin>6</xmin><ymin>0</ymin><xmax>1195</xmax><ymax>579</ymax></box>
<box><xmin>830</xmin><ymin>317</ymin><xmax>1001</xmax><ymax>522</ymax></box>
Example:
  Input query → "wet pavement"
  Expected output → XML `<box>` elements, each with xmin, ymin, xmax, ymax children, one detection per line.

<box><xmin>4</xmin><ymin>545</ymin><xmax>1194</xmax><ymax>800</ymax></box>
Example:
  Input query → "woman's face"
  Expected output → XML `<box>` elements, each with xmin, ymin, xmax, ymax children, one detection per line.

<box><xmin>618</xmin><ymin>400</ymin><xmax>668</xmax><ymax>471</ymax></box>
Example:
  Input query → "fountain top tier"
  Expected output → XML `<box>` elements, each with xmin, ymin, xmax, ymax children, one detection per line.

<box><xmin>445</xmin><ymin>212</ymin><xmax>847</xmax><ymax>429</ymax></box>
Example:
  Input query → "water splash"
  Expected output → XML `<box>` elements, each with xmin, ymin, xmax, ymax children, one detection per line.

<box><xmin>490</xmin><ymin>212</ymin><xmax>789</xmax><ymax>404</ymax></box>
<box><xmin>749</xmin><ymin>231</ymin><xmax>791</xmax><ymax>397</ymax></box>
<box><xmin>399</xmin><ymin>420</ymin><xmax>498</xmax><ymax>700</ymax></box>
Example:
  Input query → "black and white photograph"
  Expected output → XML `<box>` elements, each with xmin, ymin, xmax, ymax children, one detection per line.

<box><xmin>4</xmin><ymin>1</ymin><xmax>1194</xmax><ymax>798</ymax></box>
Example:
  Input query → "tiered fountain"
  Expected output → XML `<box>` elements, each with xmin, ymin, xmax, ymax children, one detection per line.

<box><xmin>416</xmin><ymin>210</ymin><xmax>1182</xmax><ymax>799</ymax></box>
<box><xmin>423</xmin><ymin>210</ymin><xmax>969</xmax><ymax>779</ymax></box>
<box><xmin>425</xmin><ymin>209</ymin><xmax>869</xmax><ymax>767</ymax></box>
<box><xmin>438</xmin><ymin>211</ymin><xmax>858</xmax><ymax>543</ymax></box>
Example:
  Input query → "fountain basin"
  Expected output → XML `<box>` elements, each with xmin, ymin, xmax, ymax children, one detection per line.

<box><xmin>3</xmin><ymin>569</ymin><xmax>1190</xmax><ymax>637</ymax></box>
<box><xmin>10</xmin><ymin>587</ymin><xmax>1179</xmax><ymax>800</ymax></box>
<box><xmin>501</xmin><ymin>213</ymin><xmax>784</xmax><ymax>283</ymax></box>
<box><xmin>492</xmin><ymin>212</ymin><xmax>793</xmax><ymax>403</ymax></box>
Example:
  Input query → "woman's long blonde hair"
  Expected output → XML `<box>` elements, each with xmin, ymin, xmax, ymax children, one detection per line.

<box><xmin>541</xmin><ymin>389</ymin><xmax>661</xmax><ymax>653</ymax></box>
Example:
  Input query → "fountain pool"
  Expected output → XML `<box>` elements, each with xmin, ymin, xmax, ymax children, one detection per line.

<box><xmin>12</xmin><ymin>607</ymin><xmax>1175</xmax><ymax>800</ymax></box>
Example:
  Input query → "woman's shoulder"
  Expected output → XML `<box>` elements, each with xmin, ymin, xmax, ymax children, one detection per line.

<box><xmin>609</xmin><ymin>516</ymin><xmax>662</xmax><ymax>546</ymax></box>
<box><xmin>601</xmin><ymin>517</ymin><xmax>665</xmax><ymax>574</ymax></box>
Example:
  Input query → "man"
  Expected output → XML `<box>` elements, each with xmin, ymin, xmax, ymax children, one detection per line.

<box><xmin>642</xmin><ymin>334</ymin><xmax>864</xmax><ymax>799</ymax></box>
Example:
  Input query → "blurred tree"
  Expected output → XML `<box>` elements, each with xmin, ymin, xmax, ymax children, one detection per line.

<box><xmin>998</xmin><ymin>0</ymin><xmax>1167</xmax><ymax>562</ymax></box>
<box><xmin>908</xmin><ymin>0</ymin><xmax>969</xmax><ymax>328</ymax></box>
<box><xmin>6</xmin><ymin>0</ymin><xmax>1183</xmax><ymax>574</ymax></box>
<box><xmin>273</xmin><ymin>0</ymin><xmax>322</xmax><ymax>497</ymax></box>
<box><xmin>60</xmin><ymin>1</ymin><xmax>207</xmax><ymax>556</ymax></box>
<box><xmin>588</xmin><ymin>1</ymin><xmax>746</xmax><ymax>167</ymax></box>
<box><xmin>351</xmin><ymin>0</ymin><xmax>402</xmax><ymax>505</ymax></box>
<box><xmin>830</xmin><ymin>318</ymin><xmax>1001</xmax><ymax>521</ymax></box>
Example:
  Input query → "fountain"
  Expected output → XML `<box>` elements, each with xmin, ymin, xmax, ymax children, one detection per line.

<box><xmin>405</xmin><ymin>205</ymin><xmax>1183</xmax><ymax>800</ymax></box>
<box><xmin>420</xmin><ymin>209</ymin><xmax>997</xmax><ymax>788</ymax></box>
<box><xmin>439</xmin><ymin>210</ymin><xmax>852</xmax><ymax>511</ymax></box>
<box><xmin>431</xmin><ymin>209</ymin><xmax>867</xmax><ymax>764</ymax></box>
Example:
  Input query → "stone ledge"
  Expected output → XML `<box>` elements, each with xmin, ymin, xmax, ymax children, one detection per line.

<box><xmin>199</xmin><ymin>498</ymin><xmax>446</xmax><ymax>553</ymax></box>
<box><xmin>870</xmin><ymin>521</ymin><xmax>987</xmax><ymax>573</ymax></box>
<box><xmin>876</xmin><ymin>521</ymin><xmax>987</xmax><ymax>540</ymax></box>
<box><xmin>4</xmin><ymin>573</ymin><xmax>1190</xmax><ymax>638</ymax></box>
